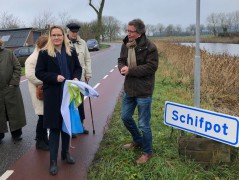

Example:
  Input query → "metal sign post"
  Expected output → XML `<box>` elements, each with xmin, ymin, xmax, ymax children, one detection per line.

<box><xmin>194</xmin><ymin>0</ymin><xmax>201</xmax><ymax>108</ymax></box>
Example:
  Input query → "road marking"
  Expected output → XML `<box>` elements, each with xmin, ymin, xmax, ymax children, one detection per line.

<box><xmin>110</xmin><ymin>69</ymin><xmax>114</xmax><ymax>72</ymax></box>
<box><xmin>103</xmin><ymin>75</ymin><xmax>108</xmax><ymax>79</ymax></box>
<box><xmin>94</xmin><ymin>83</ymin><xmax>100</xmax><ymax>89</ymax></box>
<box><xmin>0</xmin><ymin>170</ymin><xmax>14</xmax><ymax>180</ymax></box>
<box><xmin>115</xmin><ymin>65</ymin><xmax>118</xmax><ymax>68</ymax></box>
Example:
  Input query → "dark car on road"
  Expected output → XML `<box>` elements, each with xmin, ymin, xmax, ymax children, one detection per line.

<box><xmin>13</xmin><ymin>46</ymin><xmax>34</xmax><ymax>67</ymax></box>
<box><xmin>86</xmin><ymin>39</ymin><xmax>99</xmax><ymax>51</ymax></box>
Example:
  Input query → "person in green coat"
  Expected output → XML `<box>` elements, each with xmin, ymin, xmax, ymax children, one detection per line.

<box><xmin>0</xmin><ymin>39</ymin><xmax>26</xmax><ymax>144</ymax></box>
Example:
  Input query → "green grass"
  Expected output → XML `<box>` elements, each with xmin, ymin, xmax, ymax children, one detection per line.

<box><xmin>100</xmin><ymin>43</ymin><xmax>110</xmax><ymax>49</ymax></box>
<box><xmin>87</xmin><ymin>56</ymin><xmax>239</xmax><ymax>180</ymax></box>
<box><xmin>21</xmin><ymin>67</ymin><xmax>25</xmax><ymax>76</ymax></box>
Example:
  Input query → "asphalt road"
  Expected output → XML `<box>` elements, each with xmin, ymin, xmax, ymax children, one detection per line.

<box><xmin>0</xmin><ymin>42</ymin><xmax>122</xmax><ymax>177</ymax></box>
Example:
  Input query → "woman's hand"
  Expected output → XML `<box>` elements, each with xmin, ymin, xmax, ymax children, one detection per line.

<box><xmin>57</xmin><ymin>75</ymin><xmax>65</xmax><ymax>82</ymax></box>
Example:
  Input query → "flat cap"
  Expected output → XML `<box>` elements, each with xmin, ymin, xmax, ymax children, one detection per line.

<box><xmin>66</xmin><ymin>23</ymin><xmax>81</xmax><ymax>32</ymax></box>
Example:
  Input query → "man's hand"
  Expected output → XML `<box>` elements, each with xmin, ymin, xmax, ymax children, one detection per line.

<box><xmin>85</xmin><ymin>77</ymin><xmax>91</xmax><ymax>83</ymax></box>
<box><xmin>120</xmin><ymin>66</ymin><xmax>129</xmax><ymax>76</ymax></box>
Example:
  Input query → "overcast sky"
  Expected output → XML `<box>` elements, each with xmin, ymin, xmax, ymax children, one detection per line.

<box><xmin>1</xmin><ymin>0</ymin><xmax>239</xmax><ymax>28</ymax></box>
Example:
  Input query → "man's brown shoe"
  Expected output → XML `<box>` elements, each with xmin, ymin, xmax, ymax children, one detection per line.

<box><xmin>136</xmin><ymin>153</ymin><xmax>153</xmax><ymax>164</ymax></box>
<box><xmin>122</xmin><ymin>143</ymin><xmax>142</xmax><ymax>149</ymax></box>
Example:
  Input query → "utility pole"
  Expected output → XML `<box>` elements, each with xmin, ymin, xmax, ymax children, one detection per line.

<box><xmin>194</xmin><ymin>0</ymin><xmax>201</xmax><ymax>108</ymax></box>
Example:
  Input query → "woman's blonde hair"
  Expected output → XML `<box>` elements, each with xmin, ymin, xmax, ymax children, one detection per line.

<box><xmin>43</xmin><ymin>25</ymin><xmax>71</xmax><ymax>57</ymax></box>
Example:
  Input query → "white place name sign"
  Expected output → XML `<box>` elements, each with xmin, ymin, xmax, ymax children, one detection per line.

<box><xmin>164</xmin><ymin>101</ymin><xmax>239</xmax><ymax>147</ymax></box>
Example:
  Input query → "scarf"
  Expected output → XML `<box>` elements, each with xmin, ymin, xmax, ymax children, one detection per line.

<box><xmin>67</xmin><ymin>35</ymin><xmax>80</xmax><ymax>45</ymax></box>
<box><xmin>126</xmin><ymin>40</ymin><xmax>137</xmax><ymax>68</ymax></box>
<box><xmin>56</xmin><ymin>46</ymin><xmax>71</xmax><ymax>98</ymax></box>
<box><xmin>56</xmin><ymin>46</ymin><xmax>70</xmax><ymax>80</ymax></box>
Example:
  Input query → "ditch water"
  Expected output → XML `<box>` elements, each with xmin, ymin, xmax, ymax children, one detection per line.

<box><xmin>181</xmin><ymin>43</ymin><xmax>239</xmax><ymax>56</ymax></box>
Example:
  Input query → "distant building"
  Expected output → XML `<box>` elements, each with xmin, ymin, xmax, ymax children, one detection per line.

<box><xmin>0</xmin><ymin>28</ymin><xmax>42</xmax><ymax>50</ymax></box>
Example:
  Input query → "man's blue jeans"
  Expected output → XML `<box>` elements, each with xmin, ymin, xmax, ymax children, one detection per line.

<box><xmin>121</xmin><ymin>92</ymin><xmax>152</xmax><ymax>154</ymax></box>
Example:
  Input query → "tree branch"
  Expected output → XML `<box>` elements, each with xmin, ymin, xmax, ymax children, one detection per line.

<box><xmin>89</xmin><ymin>0</ymin><xmax>99</xmax><ymax>14</ymax></box>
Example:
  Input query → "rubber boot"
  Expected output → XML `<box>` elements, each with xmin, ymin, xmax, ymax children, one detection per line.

<box><xmin>61</xmin><ymin>152</ymin><xmax>75</xmax><ymax>164</ymax></box>
<box><xmin>49</xmin><ymin>160</ymin><xmax>58</xmax><ymax>175</ymax></box>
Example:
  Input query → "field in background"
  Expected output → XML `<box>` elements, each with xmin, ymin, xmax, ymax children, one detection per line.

<box><xmin>153</xmin><ymin>34</ymin><xmax>239</xmax><ymax>44</ymax></box>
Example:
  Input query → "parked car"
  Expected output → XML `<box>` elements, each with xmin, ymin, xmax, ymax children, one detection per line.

<box><xmin>86</xmin><ymin>39</ymin><xmax>99</xmax><ymax>51</ymax></box>
<box><xmin>13</xmin><ymin>46</ymin><xmax>34</xmax><ymax>67</ymax></box>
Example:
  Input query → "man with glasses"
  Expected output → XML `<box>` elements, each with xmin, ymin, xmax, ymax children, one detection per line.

<box><xmin>66</xmin><ymin>22</ymin><xmax>92</xmax><ymax>136</ymax></box>
<box><xmin>118</xmin><ymin>19</ymin><xmax>159</xmax><ymax>164</ymax></box>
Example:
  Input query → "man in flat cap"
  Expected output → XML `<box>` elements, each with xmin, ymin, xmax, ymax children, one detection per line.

<box><xmin>66</xmin><ymin>22</ymin><xmax>92</xmax><ymax>136</ymax></box>
<box><xmin>67</xmin><ymin>23</ymin><xmax>81</xmax><ymax>33</ymax></box>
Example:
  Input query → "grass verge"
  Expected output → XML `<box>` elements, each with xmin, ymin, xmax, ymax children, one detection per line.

<box><xmin>100</xmin><ymin>43</ymin><xmax>111</xmax><ymax>49</ymax></box>
<box><xmin>87</xmin><ymin>55</ymin><xmax>239</xmax><ymax>180</ymax></box>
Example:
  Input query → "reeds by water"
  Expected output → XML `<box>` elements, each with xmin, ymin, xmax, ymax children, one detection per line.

<box><xmin>155</xmin><ymin>41</ymin><xmax>239</xmax><ymax>116</ymax></box>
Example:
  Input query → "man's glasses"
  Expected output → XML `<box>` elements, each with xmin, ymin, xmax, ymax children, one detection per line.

<box><xmin>51</xmin><ymin>34</ymin><xmax>63</xmax><ymax>38</ymax></box>
<box><xmin>126</xmin><ymin>30</ymin><xmax>137</xmax><ymax>34</ymax></box>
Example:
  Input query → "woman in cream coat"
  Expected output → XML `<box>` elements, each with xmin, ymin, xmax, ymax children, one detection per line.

<box><xmin>25</xmin><ymin>35</ymin><xmax>49</xmax><ymax>150</ymax></box>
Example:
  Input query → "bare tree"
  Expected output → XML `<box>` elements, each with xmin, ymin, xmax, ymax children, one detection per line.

<box><xmin>89</xmin><ymin>0</ymin><xmax>105</xmax><ymax>42</ymax></box>
<box><xmin>218</xmin><ymin>13</ymin><xmax>230</xmax><ymax>33</ymax></box>
<box><xmin>32</xmin><ymin>10</ymin><xmax>56</xmax><ymax>30</ymax></box>
<box><xmin>121</xmin><ymin>23</ymin><xmax>128</xmax><ymax>33</ymax></box>
<box><xmin>145</xmin><ymin>24</ymin><xmax>152</xmax><ymax>36</ymax></box>
<box><xmin>165</xmin><ymin>24</ymin><xmax>175</xmax><ymax>36</ymax></box>
<box><xmin>186</xmin><ymin>24</ymin><xmax>196</xmax><ymax>35</ymax></box>
<box><xmin>0</xmin><ymin>11</ymin><xmax>24</xmax><ymax>29</ymax></box>
<box><xmin>156</xmin><ymin>23</ymin><xmax>165</xmax><ymax>34</ymax></box>
<box><xmin>102</xmin><ymin>16</ymin><xmax>121</xmax><ymax>41</ymax></box>
<box><xmin>175</xmin><ymin>24</ymin><xmax>182</xmax><ymax>35</ymax></box>
<box><xmin>80</xmin><ymin>21</ymin><xmax>97</xmax><ymax>40</ymax></box>
<box><xmin>207</xmin><ymin>13</ymin><xmax>219</xmax><ymax>36</ymax></box>
<box><xmin>145</xmin><ymin>24</ymin><xmax>157</xmax><ymax>36</ymax></box>
<box><xmin>231</xmin><ymin>11</ymin><xmax>239</xmax><ymax>32</ymax></box>
<box><xmin>226</xmin><ymin>13</ymin><xmax>234</xmax><ymax>32</ymax></box>
<box><xmin>58</xmin><ymin>11</ymin><xmax>71</xmax><ymax>28</ymax></box>
<box><xmin>150</xmin><ymin>25</ymin><xmax>157</xmax><ymax>36</ymax></box>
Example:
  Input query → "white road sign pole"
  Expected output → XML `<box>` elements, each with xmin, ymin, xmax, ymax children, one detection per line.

<box><xmin>194</xmin><ymin>0</ymin><xmax>201</xmax><ymax>108</ymax></box>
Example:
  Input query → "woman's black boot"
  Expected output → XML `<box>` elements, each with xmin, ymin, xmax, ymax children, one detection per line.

<box><xmin>49</xmin><ymin>160</ymin><xmax>58</xmax><ymax>175</ymax></box>
<box><xmin>61</xmin><ymin>152</ymin><xmax>75</xmax><ymax>164</ymax></box>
